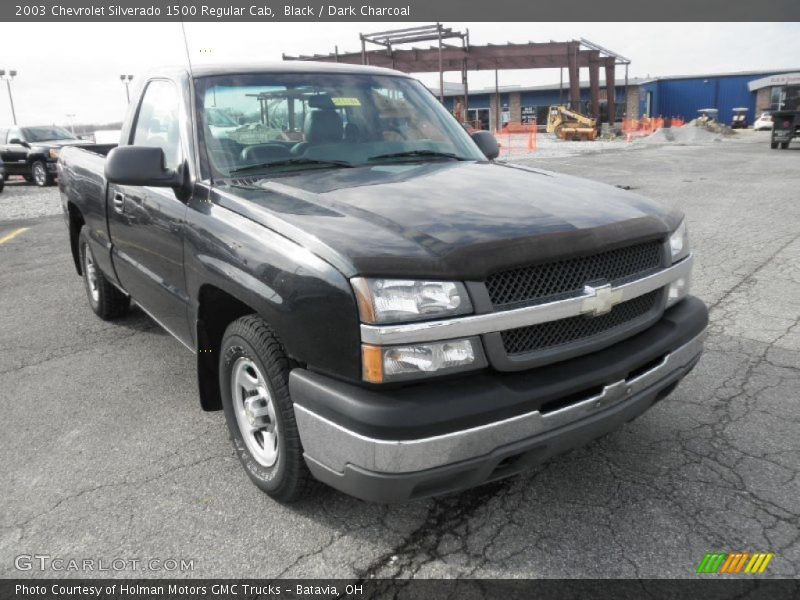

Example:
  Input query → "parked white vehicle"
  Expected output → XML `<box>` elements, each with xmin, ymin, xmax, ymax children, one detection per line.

<box><xmin>93</xmin><ymin>129</ymin><xmax>123</xmax><ymax>144</ymax></box>
<box><xmin>753</xmin><ymin>112</ymin><xmax>773</xmax><ymax>131</ymax></box>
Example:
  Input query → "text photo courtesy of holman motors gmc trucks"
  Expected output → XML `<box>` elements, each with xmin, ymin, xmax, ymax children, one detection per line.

<box><xmin>57</xmin><ymin>62</ymin><xmax>706</xmax><ymax>504</ymax></box>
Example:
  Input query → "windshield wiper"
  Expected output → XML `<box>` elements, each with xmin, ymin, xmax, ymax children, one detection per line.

<box><xmin>367</xmin><ymin>150</ymin><xmax>469</xmax><ymax>162</ymax></box>
<box><xmin>229</xmin><ymin>157</ymin><xmax>354</xmax><ymax>174</ymax></box>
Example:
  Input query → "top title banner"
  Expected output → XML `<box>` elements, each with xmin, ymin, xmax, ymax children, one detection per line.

<box><xmin>3</xmin><ymin>0</ymin><xmax>799</xmax><ymax>21</ymax></box>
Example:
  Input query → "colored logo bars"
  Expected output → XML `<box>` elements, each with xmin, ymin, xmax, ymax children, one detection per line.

<box><xmin>696</xmin><ymin>552</ymin><xmax>774</xmax><ymax>574</ymax></box>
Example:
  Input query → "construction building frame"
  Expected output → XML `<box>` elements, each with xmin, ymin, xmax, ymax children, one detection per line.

<box><xmin>283</xmin><ymin>25</ymin><xmax>631</xmax><ymax>129</ymax></box>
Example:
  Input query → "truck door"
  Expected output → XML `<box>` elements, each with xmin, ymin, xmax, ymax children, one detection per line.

<box><xmin>2</xmin><ymin>127</ymin><xmax>29</xmax><ymax>175</ymax></box>
<box><xmin>107</xmin><ymin>79</ymin><xmax>192</xmax><ymax>346</ymax></box>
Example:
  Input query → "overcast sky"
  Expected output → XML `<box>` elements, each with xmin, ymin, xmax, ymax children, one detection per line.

<box><xmin>0</xmin><ymin>22</ymin><xmax>798</xmax><ymax>125</ymax></box>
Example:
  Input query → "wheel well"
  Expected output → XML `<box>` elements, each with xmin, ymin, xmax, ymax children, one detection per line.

<box><xmin>67</xmin><ymin>203</ymin><xmax>85</xmax><ymax>275</ymax></box>
<box><xmin>27</xmin><ymin>155</ymin><xmax>47</xmax><ymax>167</ymax></box>
<box><xmin>195</xmin><ymin>285</ymin><xmax>255</xmax><ymax>411</ymax></box>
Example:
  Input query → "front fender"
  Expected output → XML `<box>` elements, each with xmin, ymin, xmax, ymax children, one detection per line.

<box><xmin>184</xmin><ymin>196</ymin><xmax>362</xmax><ymax>382</ymax></box>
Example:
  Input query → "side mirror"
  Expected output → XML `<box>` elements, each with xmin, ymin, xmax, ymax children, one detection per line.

<box><xmin>9</xmin><ymin>138</ymin><xmax>29</xmax><ymax>147</ymax></box>
<box><xmin>471</xmin><ymin>131</ymin><xmax>499</xmax><ymax>160</ymax></box>
<box><xmin>105</xmin><ymin>146</ymin><xmax>181</xmax><ymax>187</ymax></box>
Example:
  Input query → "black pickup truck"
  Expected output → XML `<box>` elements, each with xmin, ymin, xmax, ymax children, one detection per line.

<box><xmin>0</xmin><ymin>125</ymin><xmax>94</xmax><ymax>186</ymax></box>
<box><xmin>769</xmin><ymin>86</ymin><xmax>799</xmax><ymax>149</ymax></box>
<box><xmin>58</xmin><ymin>62</ymin><xmax>707</xmax><ymax>503</ymax></box>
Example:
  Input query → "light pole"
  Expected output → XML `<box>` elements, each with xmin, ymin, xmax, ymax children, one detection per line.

<box><xmin>0</xmin><ymin>69</ymin><xmax>18</xmax><ymax>125</ymax></box>
<box><xmin>120</xmin><ymin>74</ymin><xmax>133</xmax><ymax>104</ymax></box>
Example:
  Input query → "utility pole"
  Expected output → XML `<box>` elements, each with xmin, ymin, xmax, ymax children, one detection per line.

<box><xmin>494</xmin><ymin>69</ymin><xmax>499</xmax><ymax>132</ymax></box>
<box><xmin>120</xmin><ymin>74</ymin><xmax>133</xmax><ymax>104</ymax></box>
<box><xmin>0</xmin><ymin>70</ymin><xmax>18</xmax><ymax>125</ymax></box>
<box><xmin>437</xmin><ymin>22</ymin><xmax>444</xmax><ymax>103</ymax></box>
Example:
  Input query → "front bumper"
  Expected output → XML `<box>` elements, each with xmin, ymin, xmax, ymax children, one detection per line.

<box><xmin>291</xmin><ymin>296</ymin><xmax>708</xmax><ymax>503</ymax></box>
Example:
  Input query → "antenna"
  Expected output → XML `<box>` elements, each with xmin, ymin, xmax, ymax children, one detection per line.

<box><xmin>180</xmin><ymin>20</ymin><xmax>195</xmax><ymax>77</ymax></box>
<box><xmin>179</xmin><ymin>19</ymin><xmax>206</xmax><ymax>186</ymax></box>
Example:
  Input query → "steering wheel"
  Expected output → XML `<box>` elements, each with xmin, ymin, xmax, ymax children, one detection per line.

<box><xmin>382</xmin><ymin>127</ymin><xmax>408</xmax><ymax>141</ymax></box>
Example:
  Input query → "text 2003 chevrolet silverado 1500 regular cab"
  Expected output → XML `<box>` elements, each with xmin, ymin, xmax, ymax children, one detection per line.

<box><xmin>58</xmin><ymin>63</ymin><xmax>707</xmax><ymax>503</ymax></box>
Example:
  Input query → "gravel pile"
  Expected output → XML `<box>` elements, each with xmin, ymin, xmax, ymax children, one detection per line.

<box><xmin>637</xmin><ymin>120</ymin><xmax>737</xmax><ymax>145</ymax></box>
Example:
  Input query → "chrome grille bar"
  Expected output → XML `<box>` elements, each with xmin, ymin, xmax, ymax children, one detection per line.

<box><xmin>360</xmin><ymin>254</ymin><xmax>693</xmax><ymax>346</ymax></box>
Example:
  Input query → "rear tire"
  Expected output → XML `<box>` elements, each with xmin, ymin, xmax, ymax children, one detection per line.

<box><xmin>79</xmin><ymin>227</ymin><xmax>130</xmax><ymax>320</ymax></box>
<box><xmin>31</xmin><ymin>161</ymin><xmax>53</xmax><ymax>187</ymax></box>
<box><xmin>771</xmin><ymin>142</ymin><xmax>778</xmax><ymax>149</ymax></box>
<box><xmin>219</xmin><ymin>315</ymin><xmax>314</xmax><ymax>503</ymax></box>
<box><xmin>780</xmin><ymin>142</ymin><xmax>790</xmax><ymax>149</ymax></box>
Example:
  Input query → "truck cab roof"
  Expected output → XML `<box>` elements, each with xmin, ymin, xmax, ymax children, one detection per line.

<box><xmin>149</xmin><ymin>61</ymin><xmax>410</xmax><ymax>80</ymax></box>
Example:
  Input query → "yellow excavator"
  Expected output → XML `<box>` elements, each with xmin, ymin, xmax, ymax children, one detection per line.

<box><xmin>546</xmin><ymin>105</ymin><xmax>598</xmax><ymax>141</ymax></box>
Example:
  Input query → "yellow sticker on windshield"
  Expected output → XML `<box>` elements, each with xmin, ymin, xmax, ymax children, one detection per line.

<box><xmin>331</xmin><ymin>97</ymin><xmax>361</xmax><ymax>107</ymax></box>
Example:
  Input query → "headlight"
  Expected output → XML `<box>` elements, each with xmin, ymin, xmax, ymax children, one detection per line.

<box><xmin>48</xmin><ymin>148</ymin><xmax>60</xmax><ymax>161</ymax></box>
<box><xmin>667</xmin><ymin>220</ymin><xmax>691</xmax><ymax>307</ymax></box>
<box><xmin>351</xmin><ymin>278</ymin><xmax>472</xmax><ymax>324</ymax></box>
<box><xmin>669</xmin><ymin>220</ymin><xmax>690</xmax><ymax>263</ymax></box>
<box><xmin>362</xmin><ymin>337</ymin><xmax>486</xmax><ymax>383</ymax></box>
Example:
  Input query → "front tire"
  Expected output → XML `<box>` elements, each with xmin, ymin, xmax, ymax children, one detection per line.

<box><xmin>780</xmin><ymin>142</ymin><xmax>790</xmax><ymax>149</ymax></box>
<box><xmin>31</xmin><ymin>161</ymin><xmax>53</xmax><ymax>187</ymax></box>
<box><xmin>79</xmin><ymin>227</ymin><xmax>130</xmax><ymax>320</ymax></box>
<box><xmin>219</xmin><ymin>315</ymin><xmax>314</xmax><ymax>503</ymax></box>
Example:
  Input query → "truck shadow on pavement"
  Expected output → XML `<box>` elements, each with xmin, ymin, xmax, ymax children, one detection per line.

<box><xmin>116</xmin><ymin>304</ymin><xmax>169</xmax><ymax>336</ymax></box>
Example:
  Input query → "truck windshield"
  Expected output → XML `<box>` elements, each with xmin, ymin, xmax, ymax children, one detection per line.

<box><xmin>22</xmin><ymin>126</ymin><xmax>76</xmax><ymax>142</ymax></box>
<box><xmin>194</xmin><ymin>72</ymin><xmax>485</xmax><ymax>177</ymax></box>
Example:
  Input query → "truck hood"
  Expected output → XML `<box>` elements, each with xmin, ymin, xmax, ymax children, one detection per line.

<box><xmin>32</xmin><ymin>139</ymin><xmax>94</xmax><ymax>151</ymax></box>
<box><xmin>214</xmin><ymin>161</ymin><xmax>682</xmax><ymax>279</ymax></box>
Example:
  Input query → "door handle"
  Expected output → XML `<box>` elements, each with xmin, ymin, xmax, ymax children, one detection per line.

<box><xmin>112</xmin><ymin>192</ymin><xmax>125</xmax><ymax>214</ymax></box>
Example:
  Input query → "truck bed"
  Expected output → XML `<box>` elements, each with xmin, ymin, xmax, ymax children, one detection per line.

<box><xmin>59</xmin><ymin>144</ymin><xmax>115</xmax><ymax>192</ymax></box>
<box><xmin>75</xmin><ymin>143</ymin><xmax>117</xmax><ymax>157</ymax></box>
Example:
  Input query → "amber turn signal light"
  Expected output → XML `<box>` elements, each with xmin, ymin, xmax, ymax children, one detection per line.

<box><xmin>361</xmin><ymin>344</ymin><xmax>384</xmax><ymax>383</ymax></box>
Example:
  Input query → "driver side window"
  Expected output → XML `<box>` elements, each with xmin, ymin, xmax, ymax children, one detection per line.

<box><xmin>132</xmin><ymin>80</ymin><xmax>182</xmax><ymax>170</ymax></box>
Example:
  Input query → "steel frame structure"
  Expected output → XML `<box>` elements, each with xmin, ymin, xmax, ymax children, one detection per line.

<box><xmin>284</xmin><ymin>27</ymin><xmax>631</xmax><ymax>126</ymax></box>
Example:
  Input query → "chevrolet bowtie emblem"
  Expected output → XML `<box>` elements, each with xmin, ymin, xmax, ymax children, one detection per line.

<box><xmin>581</xmin><ymin>283</ymin><xmax>624</xmax><ymax>317</ymax></box>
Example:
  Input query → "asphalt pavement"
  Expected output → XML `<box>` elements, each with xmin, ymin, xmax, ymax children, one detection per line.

<box><xmin>0</xmin><ymin>132</ymin><xmax>798</xmax><ymax>579</ymax></box>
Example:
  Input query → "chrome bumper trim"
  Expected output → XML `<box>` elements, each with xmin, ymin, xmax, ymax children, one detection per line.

<box><xmin>360</xmin><ymin>254</ymin><xmax>693</xmax><ymax>345</ymax></box>
<box><xmin>295</xmin><ymin>328</ymin><xmax>706</xmax><ymax>474</ymax></box>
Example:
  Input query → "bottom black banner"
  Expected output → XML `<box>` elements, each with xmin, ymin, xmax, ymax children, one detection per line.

<box><xmin>2</xmin><ymin>579</ymin><xmax>800</xmax><ymax>600</ymax></box>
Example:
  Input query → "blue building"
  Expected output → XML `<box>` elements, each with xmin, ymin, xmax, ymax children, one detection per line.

<box><xmin>638</xmin><ymin>69</ymin><xmax>800</xmax><ymax>125</ymax></box>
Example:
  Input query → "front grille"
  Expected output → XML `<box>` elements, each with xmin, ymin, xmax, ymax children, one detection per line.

<box><xmin>501</xmin><ymin>290</ymin><xmax>660</xmax><ymax>356</ymax></box>
<box><xmin>486</xmin><ymin>241</ymin><xmax>663</xmax><ymax>309</ymax></box>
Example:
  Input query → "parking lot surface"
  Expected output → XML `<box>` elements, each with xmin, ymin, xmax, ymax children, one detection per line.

<box><xmin>1</xmin><ymin>133</ymin><xmax>798</xmax><ymax>579</ymax></box>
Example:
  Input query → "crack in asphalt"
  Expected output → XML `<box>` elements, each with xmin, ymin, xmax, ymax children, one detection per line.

<box><xmin>705</xmin><ymin>231</ymin><xmax>800</xmax><ymax>314</ymax></box>
<box><xmin>7</xmin><ymin>454</ymin><xmax>228</xmax><ymax>539</ymax></box>
<box><xmin>0</xmin><ymin>317</ymin><xmax>160</xmax><ymax>377</ymax></box>
<box><xmin>354</xmin><ymin>479</ymin><xmax>514</xmax><ymax>584</ymax></box>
